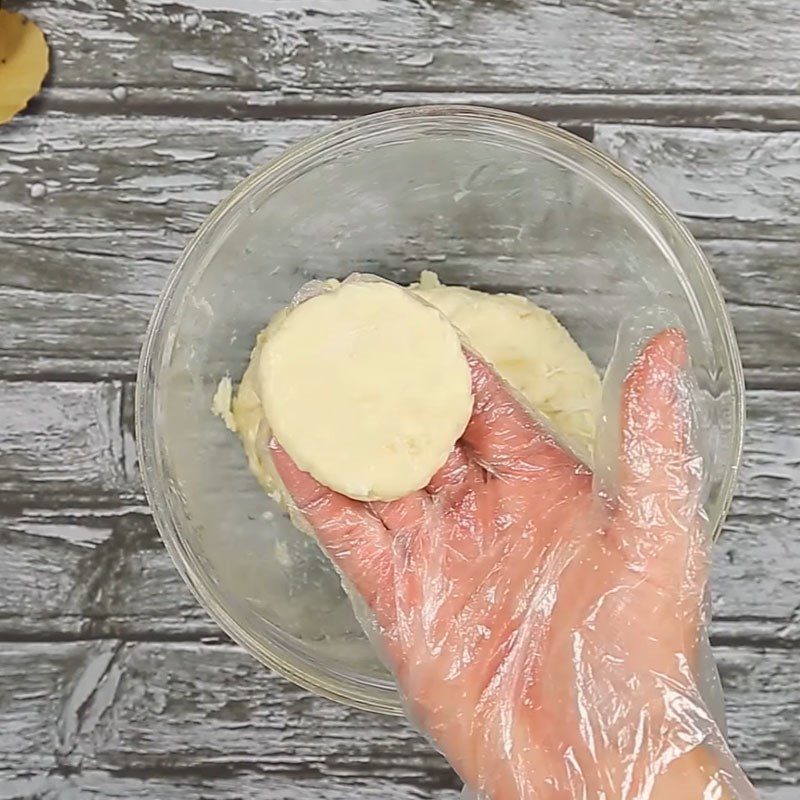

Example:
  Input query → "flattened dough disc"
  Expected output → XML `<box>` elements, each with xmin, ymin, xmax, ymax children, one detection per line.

<box><xmin>259</xmin><ymin>280</ymin><xmax>473</xmax><ymax>501</ymax></box>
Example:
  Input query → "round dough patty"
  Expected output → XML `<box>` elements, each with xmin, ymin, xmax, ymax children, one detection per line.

<box><xmin>259</xmin><ymin>280</ymin><xmax>474</xmax><ymax>501</ymax></box>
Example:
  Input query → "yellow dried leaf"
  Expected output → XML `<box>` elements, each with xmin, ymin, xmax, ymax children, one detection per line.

<box><xmin>0</xmin><ymin>10</ymin><xmax>49</xmax><ymax>125</ymax></box>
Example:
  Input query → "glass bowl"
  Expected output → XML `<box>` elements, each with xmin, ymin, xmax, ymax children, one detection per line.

<box><xmin>136</xmin><ymin>106</ymin><xmax>744</xmax><ymax>715</ymax></box>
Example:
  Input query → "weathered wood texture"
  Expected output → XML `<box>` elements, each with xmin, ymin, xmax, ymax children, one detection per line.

<box><xmin>1</xmin><ymin>0</ymin><xmax>798</xmax><ymax>797</ymax></box>
<box><xmin>1</xmin><ymin>502</ymin><xmax>797</xmax><ymax>645</ymax></box>
<box><xmin>0</xmin><ymin>382</ymin><xmax>132</xmax><ymax>502</ymax></box>
<box><xmin>34</xmin><ymin>86</ymin><xmax>800</xmax><ymax>131</ymax></box>
<box><xmin>0</xmin><ymin>774</ymin><xmax>462</xmax><ymax>800</ymax></box>
<box><xmin>1</xmin><ymin>114</ymin><xmax>798</xmax><ymax>381</ymax></box>
<box><xmin>0</xmin><ymin>641</ymin><xmax>796</xmax><ymax>793</ymax></box>
<box><xmin>0</xmin><ymin>381</ymin><xmax>797</xmax><ymax>514</ymax></box>
<box><xmin>10</xmin><ymin>0</ymin><xmax>800</xmax><ymax>96</ymax></box>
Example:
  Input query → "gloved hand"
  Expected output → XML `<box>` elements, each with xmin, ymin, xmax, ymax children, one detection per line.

<box><xmin>271</xmin><ymin>329</ymin><xmax>758</xmax><ymax>800</ymax></box>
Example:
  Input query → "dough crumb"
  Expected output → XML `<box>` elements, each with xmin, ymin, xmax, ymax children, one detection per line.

<box><xmin>211</xmin><ymin>376</ymin><xmax>237</xmax><ymax>432</ymax></box>
<box><xmin>416</xmin><ymin>269</ymin><xmax>443</xmax><ymax>289</ymax></box>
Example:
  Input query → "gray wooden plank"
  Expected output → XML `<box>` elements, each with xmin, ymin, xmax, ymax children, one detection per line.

<box><xmin>0</xmin><ymin>388</ymin><xmax>797</xmax><ymax>641</ymax></box>
<box><xmin>734</xmin><ymin>391</ymin><xmax>800</xmax><ymax>523</ymax></box>
<box><xmin>0</xmin><ymin>773</ymin><xmax>461</xmax><ymax>800</ymax></box>
<box><xmin>719</xmin><ymin>645</ymin><xmax>800</xmax><ymax>788</ymax></box>
<box><xmin>594</xmin><ymin>125</ymin><xmax>800</xmax><ymax>239</ymax></box>
<box><xmin>1</xmin><ymin>115</ymin><xmax>795</xmax><ymax>244</ymax></box>
<box><xmin>0</xmin><ymin>772</ymin><xmax>793</xmax><ymax>800</ymax></box>
<box><xmin>0</xmin><ymin>114</ymin><xmax>798</xmax><ymax>380</ymax></box>
<box><xmin>0</xmin><ymin>641</ymin><xmax>795</xmax><ymax>790</ymax></box>
<box><xmin>0</xmin><ymin>235</ymin><xmax>791</xmax><ymax>385</ymax></box>
<box><xmin>0</xmin><ymin>382</ymin><xmax>129</xmax><ymax>501</ymax></box>
<box><xmin>1</xmin><ymin>773</ymin><xmax>794</xmax><ymax>800</ymax></box>
<box><xmin>710</xmin><ymin>240</ymin><xmax>800</xmax><ymax>390</ymax></box>
<box><xmin>0</xmin><ymin>114</ymin><xmax>324</xmax><ymax>261</ymax></box>
<box><xmin>12</xmin><ymin>0</ymin><xmax>800</xmax><ymax>94</ymax></box>
<box><xmin>0</xmin><ymin>642</ymin><xmax>79</xmax><ymax>775</ymax></box>
<box><xmin>0</xmin><ymin>500</ymin><xmax>796</xmax><ymax>644</ymax></box>
<box><xmin>37</xmin><ymin>87</ymin><xmax>800</xmax><ymax>131</ymax></box>
<box><xmin>0</xmin><ymin>510</ymin><xmax>211</xmax><ymax>640</ymax></box>
<box><xmin>754</xmin><ymin>789</ymin><xmax>800</xmax><ymax>800</ymax></box>
<box><xmin>2</xmin><ymin>236</ymin><xmax>797</xmax><ymax>385</ymax></box>
<box><xmin>714</xmin><ymin>513</ymin><xmax>800</xmax><ymax>638</ymax></box>
<box><xmin>0</xmin><ymin>640</ymin><xmax>454</xmax><ymax>787</ymax></box>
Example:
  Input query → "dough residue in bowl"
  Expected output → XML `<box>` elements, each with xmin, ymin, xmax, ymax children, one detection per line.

<box><xmin>213</xmin><ymin>271</ymin><xmax>602</xmax><ymax>507</ymax></box>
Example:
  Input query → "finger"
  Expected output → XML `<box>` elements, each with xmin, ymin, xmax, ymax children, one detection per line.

<box><xmin>614</xmin><ymin>329</ymin><xmax>705</xmax><ymax>586</ymax></box>
<box><xmin>461</xmin><ymin>351</ymin><xmax>586</xmax><ymax>483</ymax></box>
<box><xmin>270</xmin><ymin>441</ymin><xmax>396</xmax><ymax>628</ymax></box>
<box><xmin>425</xmin><ymin>443</ymin><xmax>485</xmax><ymax>495</ymax></box>
<box><xmin>617</xmin><ymin>328</ymin><xmax>697</xmax><ymax>518</ymax></box>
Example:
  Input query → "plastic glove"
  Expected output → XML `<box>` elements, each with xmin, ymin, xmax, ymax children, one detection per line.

<box><xmin>270</xmin><ymin>329</ymin><xmax>758</xmax><ymax>800</ymax></box>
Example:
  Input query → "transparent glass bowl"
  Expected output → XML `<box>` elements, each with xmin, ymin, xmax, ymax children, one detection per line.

<box><xmin>136</xmin><ymin>106</ymin><xmax>744</xmax><ymax>715</ymax></box>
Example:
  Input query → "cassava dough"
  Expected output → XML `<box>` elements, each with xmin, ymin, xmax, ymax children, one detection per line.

<box><xmin>214</xmin><ymin>272</ymin><xmax>602</xmax><ymax>507</ymax></box>
<box><xmin>414</xmin><ymin>271</ymin><xmax>600</xmax><ymax>456</ymax></box>
<box><xmin>258</xmin><ymin>280</ymin><xmax>474</xmax><ymax>501</ymax></box>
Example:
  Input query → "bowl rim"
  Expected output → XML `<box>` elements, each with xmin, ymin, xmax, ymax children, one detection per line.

<box><xmin>136</xmin><ymin>104</ymin><xmax>745</xmax><ymax>715</ymax></box>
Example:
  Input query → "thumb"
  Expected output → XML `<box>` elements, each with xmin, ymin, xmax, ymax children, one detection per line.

<box><xmin>269</xmin><ymin>440</ymin><xmax>397</xmax><ymax>631</ymax></box>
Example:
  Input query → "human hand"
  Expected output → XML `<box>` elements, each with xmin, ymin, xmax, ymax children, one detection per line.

<box><xmin>271</xmin><ymin>329</ymin><xmax>757</xmax><ymax>800</ymax></box>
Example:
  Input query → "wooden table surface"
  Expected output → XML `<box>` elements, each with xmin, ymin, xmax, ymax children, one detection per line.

<box><xmin>1</xmin><ymin>1</ymin><xmax>799</xmax><ymax>797</ymax></box>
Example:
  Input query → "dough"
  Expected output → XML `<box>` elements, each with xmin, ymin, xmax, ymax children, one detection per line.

<box><xmin>414</xmin><ymin>271</ymin><xmax>599</xmax><ymax>458</ymax></box>
<box><xmin>214</xmin><ymin>272</ymin><xmax>602</xmax><ymax>507</ymax></box>
<box><xmin>226</xmin><ymin>309</ymin><xmax>290</xmax><ymax>503</ymax></box>
<box><xmin>211</xmin><ymin>376</ymin><xmax>236</xmax><ymax>432</ymax></box>
<box><xmin>258</xmin><ymin>279</ymin><xmax>474</xmax><ymax>501</ymax></box>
